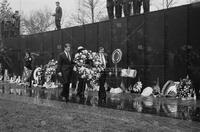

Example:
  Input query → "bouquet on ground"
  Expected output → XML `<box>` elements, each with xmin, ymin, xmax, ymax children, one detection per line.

<box><xmin>33</xmin><ymin>66</ymin><xmax>43</xmax><ymax>86</ymax></box>
<box><xmin>177</xmin><ymin>75</ymin><xmax>196</xmax><ymax>99</ymax></box>
<box><xmin>129</xmin><ymin>81</ymin><xmax>142</xmax><ymax>93</ymax></box>
<box><xmin>43</xmin><ymin>59</ymin><xmax>58</xmax><ymax>89</ymax></box>
<box><xmin>44</xmin><ymin>59</ymin><xmax>58</xmax><ymax>81</ymax></box>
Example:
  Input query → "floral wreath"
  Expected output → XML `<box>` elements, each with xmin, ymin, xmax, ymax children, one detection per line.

<box><xmin>73</xmin><ymin>49</ymin><xmax>105</xmax><ymax>85</ymax></box>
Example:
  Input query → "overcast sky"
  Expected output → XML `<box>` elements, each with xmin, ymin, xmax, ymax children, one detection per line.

<box><xmin>9</xmin><ymin>0</ymin><xmax>191</xmax><ymax>15</ymax></box>
<box><xmin>9</xmin><ymin>0</ymin><xmax>77</xmax><ymax>15</ymax></box>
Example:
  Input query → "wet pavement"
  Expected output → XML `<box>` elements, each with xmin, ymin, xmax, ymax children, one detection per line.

<box><xmin>0</xmin><ymin>81</ymin><xmax>200</xmax><ymax>123</ymax></box>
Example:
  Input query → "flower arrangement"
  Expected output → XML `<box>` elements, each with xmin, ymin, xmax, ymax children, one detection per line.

<box><xmin>38</xmin><ymin>59</ymin><xmax>59</xmax><ymax>89</ymax></box>
<box><xmin>33</xmin><ymin>67</ymin><xmax>43</xmax><ymax>85</ymax></box>
<box><xmin>129</xmin><ymin>81</ymin><xmax>142</xmax><ymax>93</ymax></box>
<box><xmin>44</xmin><ymin>59</ymin><xmax>58</xmax><ymax>81</ymax></box>
<box><xmin>177</xmin><ymin>75</ymin><xmax>195</xmax><ymax>99</ymax></box>
<box><xmin>73</xmin><ymin>49</ymin><xmax>105</xmax><ymax>86</ymax></box>
<box><xmin>9</xmin><ymin>75</ymin><xmax>17</xmax><ymax>83</ymax></box>
<box><xmin>22</xmin><ymin>67</ymin><xmax>32</xmax><ymax>83</ymax></box>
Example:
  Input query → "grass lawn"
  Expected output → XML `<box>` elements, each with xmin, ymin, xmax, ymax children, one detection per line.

<box><xmin>0</xmin><ymin>96</ymin><xmax>199</xmax><ymax>132</ymax></box>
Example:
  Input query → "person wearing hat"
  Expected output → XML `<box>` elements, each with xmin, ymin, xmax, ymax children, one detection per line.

<box><xmin>53</xmin><ymin>1</ymin><xmax>62</xmax><ymax>30</ymax></box>
<box><xmin>77</xmin><ymin>46</ymin><xmax>84</xmax><ymax>51</ymax></box>
<box><xmin>71</xmin><ymin>46</ymin><xmax>84</xmax><ymax>93</ymax></box>
<box><xmin>57</xmin><ymin>43</ymin><xmax>74</xmax><ymax>103</ymax></box>
<box><xmin>74</xmin><ymin>46</ymin><xmax>87</xmax><ymax>103</ymax></box>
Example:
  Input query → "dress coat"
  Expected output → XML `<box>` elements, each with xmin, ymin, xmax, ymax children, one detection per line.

<box><xmin>57</xmin><ymin>51</ymin><xmax>74</xmax><ymax>83</ymax></box>
<box><xmin>55</xmin><ymin>6</ymin><xmax>62</xmax><ymax>20</ymax></box>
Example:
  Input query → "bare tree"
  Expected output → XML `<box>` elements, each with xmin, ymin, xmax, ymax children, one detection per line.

<box><xmin>162</xmin><ymin>0</ymin><xmax>177</xmax><ymax>9</ymax></box>
<box><xmin>0</xmin><ymin>0</ymin><xmax>12</xmax><ymax>21</ymax></box>
<box><xmin>82</xmin><ymin>0</ymin><xmax>102</xmax><ymax>23</ymax></box>
<box><xmin>67</xmin><ymin>0</ymin><xmax>106</xmax><ymax>26</ymax></box>
<box><xmin>0</xmin><ymin>0</ymin><xmax>13</xmax><ymax>40</ymax></box>
<box><xmin>21</xmin><ymin>7</ymin><xmax>54</xmax><ymax>35</ymax></box>
<box><xmin>70</xmin><ymin>6</ymin><xmax>88</xmax><ymax>25</ymax></box>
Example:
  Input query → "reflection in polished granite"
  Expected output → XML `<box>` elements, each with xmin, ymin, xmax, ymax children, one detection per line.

<box><xmin>0</xmin><ymin>82</ymin><xmax>200</xmax><ymax>122</ymax></box>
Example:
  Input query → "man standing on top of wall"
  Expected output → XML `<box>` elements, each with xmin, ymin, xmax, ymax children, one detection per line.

<box><xmin>122</xmin><ymin>0</ymin><xmax>131</xmax><ymax>17</ymax></box>
<box><xmin>132</xmin><ymin>0</ymin><xmax>142</xmax><ymax>15</ymax></box>
<box><xmin>107</xmin><ymin>0</ymin><xmax>114</xmax><ymax>19</ymax></box>
<box><xmin>12</xmin><ymin>11</ymin><xmax>20</xmax><ymax>36</ymax></box>
<box><xmin>142</xmin><ymin>0</ymin><xmax>150</xmax><ymax>13</ymax></box>
<box><xmin>53</xmin><ymin>1</ymin><xmax>62</xmax><ymax>30</ymax></box>
<box><xmin>132</xmin><ymin>0</ymin><xmax>150</xmax><ymax>15</ymax></box>
<box><xmin>115</xmin><ymin>0</ymin><xmax>123</xmax><ymax>18</ymax></box>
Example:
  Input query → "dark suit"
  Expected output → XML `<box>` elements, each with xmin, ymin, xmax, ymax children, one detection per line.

<box><xmin>133</xmin><ymin>0</ymin><xmax>142</xmax><ymax>15</ymax></box>
<box><xmin>115</xmin><ymin>0</ymin><xmax>123</xmax><ymax>18</ymax></box>
<box><xmin>76</xmin><ymin>77</ymin><xmax>87</xmax><ymax>103</ymax></box>
<box><xmin>123</xmin><ymin>0</ymin><xmax>131</xmax><ymax>17</ymax></box>
<box><xmin>98</xmin><ymin>53</ymin><xmax>109</xmax><ymax>105</ymax></box>
<box><xmin>142</xmin><ymin>0</ymin><xmax>150</xmax><ymax>13</ymax></box>
<box><xmin>107</xmin><ymin>0</ymin><xmax>114</xmax><ymax>19</ymax></box>
<box><xmin>57</xmin><ymin>51</ymin><xmax>73</xmax><ymax>100</ymax></box>
<box><xmin>54</xmin><ymin>6</ymin><xmax>62</xmax><ymax>30</ymax></box>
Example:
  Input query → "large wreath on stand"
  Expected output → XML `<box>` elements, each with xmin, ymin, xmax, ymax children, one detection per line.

<box><xmin>73</xmin><ymin>49</ymin><xmax>105</xmax><ymax>89</ymax></box>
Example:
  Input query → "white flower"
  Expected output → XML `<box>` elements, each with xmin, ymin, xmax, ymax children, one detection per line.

<box><xmin>75</xmin><ymin>54</ymin><xmax>80</xmax><ymax>58</ymax></box>
<box><xmin>88</xmin><ymin>74</ymin><xmax>92</xmax><ymax>79</ymax></box>
<box><xmin>80</xmin><ymin>60</ymin><xmax>84</xmax><ymax>63</ymax></box>
<box><xmin>79</xmin><ymin>66</ymin><xmax>85</xmax><ymax>72</ymax></box>
<box><xmin>82</xmin><ymin>55</ymin><xmax>86</xmax><ymax>58</ymax></box>
<box><xmin>82</xmin><ymin>50</ymin><xmax>88</xmax><ymax>54</ymax></box>
<box><xmin>92</xmin><ymin>52</ymin><xmax>96</xmax><ymax>56</ymax></box>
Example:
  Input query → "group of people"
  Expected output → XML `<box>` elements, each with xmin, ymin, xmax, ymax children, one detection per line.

<box><xmin>1</xmin><ymin>11</ymin><xmax>20</xmax><ymax>38</ymax></box>
<box><xmin>57</xmin><ymin>44</ymin><xmax>109</xmax><ymax>105</ymax></box>
<box><xmin>20</xmin><ymin>44</ymin><xmax>108</xmax><ymax>105</ymax></box>
<box><xmin>1</xmin><ymin>1</ymin><xmax>150</xmax><ymax>36</ymax></box>
<box><xmin>52</xmin><ymin>0</ymin><xmax>150</xmax><ymax>30</ymax></box>
<box><xmin>107</xmin><ymin>0</ymin><xmax>150</xmax><ymax>19</ymax></box>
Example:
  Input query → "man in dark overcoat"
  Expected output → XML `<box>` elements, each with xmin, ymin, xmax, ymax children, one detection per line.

<box><xmin>115</xmin><ymin>0</ymin><xmax>123</xmax><ymax>18</ymax></box>
<box><xmin>57</xmin><ymin>43</ymin><xmax>73</xmax><ymax>102</ymax></box>
<box><xmin>107</xmin><ymin>0</ymin><xmax>114</xmax><ymax>19</ymax></box>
